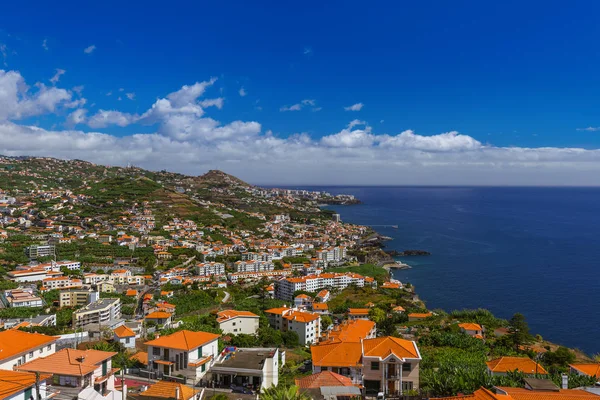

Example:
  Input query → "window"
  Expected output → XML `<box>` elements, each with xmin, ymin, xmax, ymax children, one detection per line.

<box><xmin>402</xmin><ymin>381</ymin><xmax>413</xmax><ymax>392</ymax></box>
<box><xmin>47</xmin><ymin>345</ymin><xmax>51</xmax><ymax>351</ymax></box>
<box><xmin>371</xmin><ymin>361</ymin><xmax>380</xmax><ymax>370</ymax></box>
<box><xmin>201</xmin><ymin>364</ymin><xmax>206</xmax><ymax>372</ymax></box>
<box><xmin>153</xmin><ymin>347</ymin><xmax>161</xmax><ymax>356</ymax></box>
<box><xmin>29</xmin><ymin>352</ymin><xmax>34</xmax><ymax>358</ymax></box>
<box><xmin>232</xmin><ymin>322</ymin><xmax>236</xmax><ymax>326</ymax></box>
<box><xmin>402</xmin><ymin>363</ymin><xmax>411</xmax><ymax>372</ymax></box>
<box><xmin>126</xmin><ymin>338</ymin><xmax>131</xmax><ymax>344</ymax></box>
<box><xmin>197</xmin><ymin>346</ymin><xmax>203</xmax><ymax>358</ymax></box>
<box><xmin>24</xmin><ymin>387</ymin><xmax>32</xmax><ymax>400</ymax></box>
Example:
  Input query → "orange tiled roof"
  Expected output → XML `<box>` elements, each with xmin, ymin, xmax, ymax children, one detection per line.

<box><xmin>313</xmin><ymin>303</ymin><xmax>328</xmax><ymax>311</ymax></box>
<box><xmin>0</xmin><ymin>370</ymin><xmax>52</xmax><ymax>399</ymax></box>
<box><xmin>145</xmin><ymin>330</ymin><xmax>220</xmax><ymax>351</ymax></box>
<box><xmin>311</xmin><ymin>342</ymin><xmax>362</xmax><ymax>367</ymax></box>
<box><xmin>459</xmin><ymin>322</ymin><xmax>483</xmax><ymax>331</ymax></box>
<box><xmin>145</xmin><ymin>311</ymin><xmax>173</xmax><ymax>319</ymax></box>
<box><xmin>216</xmin><ymin>310</ymin><xmax>259</xmax><ymax>323</ymax></box>
<box><xmin>486</xmin><ymin>357</ymin><xmax>548</xmax><ymax>374</ymax></box>
<box><xmin>408</xmin><ymin>312</ymin><xmax>433</xmax><ymax>319</ymax></box>
<box><xmin>0</xmin><ymin>330</ymin><xmax>57</xmax><ymax>362</ymax></box>
<box><xmin>329</xmin><ymin>320</ymin><xmax>375</xmax><ymax>343</ymax></box>
<box><xmin>17</xmin><ymin>348</ymin><xmax>116</xmax><ymax>377</ymax></box>
<box><xmin>139</xmin><ymin>380</ymin><xmax>199</xmax><ymax>400</ymax></box>
<box><xmin>363</xmin><ymin>336</ymin><xmax>420</xmax><ymax>359</ymax></box>
<box><xmin>431</xmin><ymin>387</ymin><xmax>508</xmax><ymax>399</ymax></box>
<box><xmin>126</xmin><ymin>289</ymin><xmax>138</xmax><ymax>296</ymax></box>
<box><xmin>130</xmin><ymin>352</ymin><xmax>148</xmax><ymax>366</ymax></box>
<box><xmin>114</xmin><ymin>325</ymin><xmax>136</xmax><ymax>338</ymax></box>
<box><xmin>348</xmin><ymin>308</ymin><xmax>369</xmax><ymax>315</ymax></box>
<box><xmin>569</xmin><ymin>364</ymin><xmax>600</xmax><ymax>378</ymax></box>
<box><xmin>393</xmin><ymin>306</ymin><xmax>405</xmax><ymax>312</ymax></box>
<box><xmin>497</xmin><ymin>387</ymin><xmax>600</xmax><ymax>400</ymax></box>
<box><xmin>283</xmin><ymin>311</ymin><xmax>320</xmax><ymax>323</ymax></box>
<box><xmin>265</xmin><ymin>306</ymin><xmax>290</xmax><ymax>315</ymax></box>
<box><xmin>295</xmin><ymin>370</ymin><xmax>354</xmax><ymax>388</ymax></box>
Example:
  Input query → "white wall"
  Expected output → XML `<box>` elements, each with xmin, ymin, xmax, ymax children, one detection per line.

<box><xmin>0</xmin><ymin>343</ymin><xmax>56</xmax><ymax>371</ymax></box>
<box><xmin>219</xmin><ymin>317</ymin><xmax>259</xmax><ymax>335</ymax></box>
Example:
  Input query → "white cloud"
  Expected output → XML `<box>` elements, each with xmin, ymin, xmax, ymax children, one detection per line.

<box><xmin>344</xmin><ymin>102</ymin><xmax>364</xmax><ymax>111</ymax></box>
<box><xmin>280</xmin><ymin>99</ymin><xmax>317</xmax><ymax>112</ymax></box>
<box><xmin>3</xmin><ymin>69</ymin><xmax>600</xmax><ymax>186</ymax></box>
<box><xmin>50</xmin><ymin>69</ymin><xmax>66</xmax><ymax>84</ymax></box>
<box><xmin>126</xmin><ymin>92</ymin><xmax>135</xmax><ymax>100</ymax></box>
<box><xmin>72</xmin><ymin>85</ymin><xmax>84</xmax><ymax>95</ymax></box>
<box><xmin>106</xmin><ymin>91</ymin><xmax>112</xmax><ymax>96</ymax></box>
<box><xmin>42</xmin><ymin>39</ymin><xmax>48</xmax><ymax>51</ymax></box>
<box><xmin>0</xmin><ymin>44</ymin><xmax>8</xmax><ymax>66</ymax></box>
<box><xmin>83</xmin><ymin>45</ymin><xmax>96</xmax><ymax>54</ymax></box>
<box><xmin>239</xmin><ymin>87</ymin><xmax>247</xmax><ymax>97</ymax></box>
<box><xmin>0</xmin><ymin>70</ymin><xmax>79</xmax><ymax>121</ymax></box>
<box><xmin>119</xmin><ymin>88</ymin><xmax>124</xmax><ymax>92</ymax></box>
<box><xmin>577</xmin><ymin>127</ymin><xmax>600</xmax><ymax>132</ymax></box>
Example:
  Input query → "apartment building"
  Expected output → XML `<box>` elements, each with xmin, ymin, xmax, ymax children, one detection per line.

<box><xmin>3</xmin><ymin>288</ymin><xmax>43</xmax><ymax>308</ymax></box>
<box><xmin>7</xmin><ymin>267</ymin><xmax>63</xmax><ymax>283</ymax></box>
<box><xmin>275</xmin><ymin>272</ymin><xmax>376</xmax><ymax>301</ymax></box>
<box><xmin>195</xmin><ymin>262</ymin><xmax>225</xmax><ymax>276</ymax></box>
<box><xmin>210</xmin><ymin>347</ymin><xmax>279</xmax><ymax>390</ymax></box>
<box><xmin>72</xmin><ymin>298</ymin><xmax>121</xmax><ymax>329</ymax></box>
<box><xmin>0</xmin><ymin>330</ymin><xmax>58</xmax><ymax>370</ymax></box>
<box><xmin>265</xmin><ymin>306</ymin><xmax>321</xmax><ymax>346</ymax></box>
<box><xmin>60</xmin><ymin>289</ymin><xmax>99</xmax><ymax>307</ymax></box>
<box><xmin>42</xmin><ymin>276</ymin><xmax>83</xmax><ymax>291</ymax></box>
<box><xmin>228</xmin><ymin>270</ymin><xmax>291</xmax><ymax>284</ymax></box>
<box><xmin>216</xmin><ymin>310</ymin><xmax>260</xmax><ymax>335</ymax></box>
<box><xmin>233</xmin><ymin>260</ymin><xmax>274</xmax><ymax>273</ymax></box>
<box><xmin>145</xmin><ymin>330</ymin><xmax>220</xmax><ymax>381</ymax></box>
<box><xmin>24</xmin><ymin>244</ymin><xmax>55</xmax><ymax>260</ymax></box>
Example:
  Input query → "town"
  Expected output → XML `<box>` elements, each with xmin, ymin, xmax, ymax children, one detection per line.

<box><xmin>0</xmin><ymin>156</ymin><xmax>599</xmax><ymax>400</ymax></box>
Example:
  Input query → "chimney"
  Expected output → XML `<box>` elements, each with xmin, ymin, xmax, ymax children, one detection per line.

<box><xmin>561</xmin><ymin>373</ymin><xmax>568</xmax><ymax>389</ymax></box>
<box><xmin>175</xmin><ymin>386</ymin><xmax>180</xmax><ymax>400</ymax></box>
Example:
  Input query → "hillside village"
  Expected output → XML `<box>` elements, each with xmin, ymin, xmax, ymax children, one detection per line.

<box><xmin>0</xmin><ymin>156</ymin><xmax>599</xmax><ymax>400</ymax></box>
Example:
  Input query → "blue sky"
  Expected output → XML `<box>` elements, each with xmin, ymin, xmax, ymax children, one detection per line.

<box><xmin>1</xmin><ymin>1</ymin><xmax>600</xmax><ymax>185</ymax></box>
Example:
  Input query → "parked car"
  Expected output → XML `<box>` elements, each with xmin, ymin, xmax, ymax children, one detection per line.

<box><xmin>231</xmin><ymin>385</ymin><xmax>253</xmax><ymax>394</ymax></box>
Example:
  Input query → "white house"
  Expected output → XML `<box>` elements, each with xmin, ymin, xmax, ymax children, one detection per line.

<box><xmin>265</xmin><ymin>306</ymin><xmax>321</xmax><ymax>346</ymax></box>
<box><xmin>113</xmin><ymin>325</ymin><xmax>137</xmax><ymax>349</ymax></box>
<box><xmin>145</xmin><ymin>330</ymin><xmax>220</xmax><ymax>382</ymax></box>
<box><xmin>216</xmin><ymin>310</ymin><xmax>260</xmax><ymax>335</ymax></box>
<box><xmin>0</xmin><ymin>370</ymin><xmax>52</xmax><ymax>400</ymax></box>
<box><xmin>0</xmin><ymin>330</ymin><xmax>57</xmax><ymax>371</ymax></box>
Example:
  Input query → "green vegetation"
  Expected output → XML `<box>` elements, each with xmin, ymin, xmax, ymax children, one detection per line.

<box><xmin>329</xmin><ymin>263</ymin><xmax>389</xmax><ymax>281</ymax></box>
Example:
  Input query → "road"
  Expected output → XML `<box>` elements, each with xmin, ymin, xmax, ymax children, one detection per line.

<box><xmin>222</xmin><ymin>291</ymin><xmax>230</xmax><ymax>303</ymax></box>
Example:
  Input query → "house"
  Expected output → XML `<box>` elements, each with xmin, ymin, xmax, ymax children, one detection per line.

<box><xmin>569</xmin><ymin>364</ymin><xmax>600</xmax><ymax>379</ymax></box>
<box><xmin>132</xmin><ymin>380</ymin><xmax>200</xmax><ymax>400</ymax></box>
<box><xmin>113</xmin><ymin>325</ymin><xmax>137</xmax><ymax>349</ymax></box>
<box><xmin>0</xmin><ymin>329</ymin><xmax>58</xmax><ymax>370</ymax></box>
<box><xmin>392</xmin><ymin>306</ymin><xmax>405</xmax><ymax>314</ymax></box>
<box><xmin>486</xmin><ymin>357</ymin><xmax>548</xmax><ymax>376</ymax></box>
<box><xmin>459</xmin><ymin>322</ymin><xmax>484</xmax><ymax>338</ymax></box>
<box><xmin>145</xmin><ymin>330</ymin><xmax>220</xmax><ymax>382</ymax></box>
<box><xmin>17</xmin><ymin>348</ymin><xmax>119</xmax><ymax>397</ymax></box>
<box><xmin>265</xmin><ymin>306</ymin><xmax>321</xmax><ymax>346</ymax></box>
<box><xmin>3</xmin><ymin>288</ymin><xmax>43</xmax><ymax>308</ymax></box>
<box><xmin>311</xmin><ymin>336</ymin><xmax>421</xmax><ymax>396</ymax></box>
<box><xmin>216</xmin><ymin>310</ymin><xmax>260</xmax><ymax>335</ymax></box>
<box><xmin>315</xmin><ymin>289</ymin><xmax>330</xmax><ymax>303</ymax></box>
<box><xmin>433</xmin><ymin>385</ymin><xmax>600</xmax><ymax>399</ymax></box>
<box><xmin>144</xmin><ymin>311</ymin><xmax>173</xmax><ymax>328</ymax></box>
<box><xmin>408</xmin><ymin>312</ymin><xmax>433</xmax><ymax>321</ymax></box>
<box><xmin>209</xmin><ymin>347</ymin><xmax>279</xmax><ymax>390</ymax></box>
<box><xmin>0</xmin><ymin>369</ymin><xmax>53</xmax><ymax>400</ymax></box>
<box><xmin>312</xmin><ymin>303</ymin><xmax>329</xmax><ymax>315</ymax></box>
<box><xmin>347</xmin><ymin>308</ymin><xmax>370</xmax><ymax>320</ymax></box>
<box><xmin>294</xmin><ymin>294</ymin><xmax>313</xmax><ymax>309</ymax></box>
<box><xmin>326</xmin><ymin>319</ymin><xmax>376</xmax><ymax>343</ymax></box>
<box><xmin>295</xmin><ymin>370</ymin><xmax>362</xmax><ymax>399</ymax></box>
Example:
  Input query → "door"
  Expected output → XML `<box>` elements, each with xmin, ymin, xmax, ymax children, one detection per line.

<box><xmin>388</xmin><ymin>380</ymin><xmax>395</xmax><ymax>395</ymax></box>
<box><xmin>164</xmin><ymin>364</ymin><xmax>170</xmax><ymax>375</ymax></box>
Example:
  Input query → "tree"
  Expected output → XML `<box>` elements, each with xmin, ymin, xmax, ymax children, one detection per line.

<box><xmin>282</xmin><ymin>331</ymin><xmax>299</xmax><ymax>347</ymax></box>
<box><xmin>508</xmin><ymin>313</ymin><xmax>530</xmax><ymax>349</ymax></box>
<box><xmin>321</xmin><ymin>315</ymin><xmax>333</xmax><ymax>331</ymax></box>
<box><xmin>544</xmin><ymin>346</ymin><xmax>575</xmax><ymax>368</ymax></box>
<box><xmin>260</xmin><ymin>385</ymin><xmax>311</xmax><ymax>400</ymax></box>
<box><xmin>369</xmin><ymin>307</ymin><xmax>387</xmax><ymax>325</ymax></box>
<box><xmin>209</xmin><ymin>395</ymin><xmax>229</xmax><ymax>400</ymax></box>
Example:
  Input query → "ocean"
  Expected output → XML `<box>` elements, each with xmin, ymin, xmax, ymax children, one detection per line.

<box><xmin>306</xmin><ymin>186</ymin><xmax>600</xmax><ymax>355</ymax></box>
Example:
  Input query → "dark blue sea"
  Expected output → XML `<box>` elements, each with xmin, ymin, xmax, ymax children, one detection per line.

<box><xmin>303</xmin><ymin>186</ymin><xmax>600</xmax><ymax>355</ymax></box>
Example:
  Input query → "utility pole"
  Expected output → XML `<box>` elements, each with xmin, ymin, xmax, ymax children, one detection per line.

<box><xmin>35</xmin><ymin>371</ymin><xmax>40</xmax><ymax>400</ymax></box>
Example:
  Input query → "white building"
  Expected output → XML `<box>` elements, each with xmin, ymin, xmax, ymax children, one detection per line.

<box><xmin>145</xmin><ymin>330</ymin><xmax>220</xmax><ymax>382</ymax></box>
<box><xmin>0</xmin><ymin>330</ymin><xmax>57</xmax><ymax>371</ymax></box>
<box><xmin>275</xmin><ymin>272</ymin><xmax>376</xmax><ymax>301</ymax></box>
<box><xmin>0</xmin><ymin>370</ymin><xmax>53</xmax><ymax>400</ymax></box>
<box><xmin>72</xmin><ymin>298</ymin><xmax>121</xmax><ymax>329</ymax></box>
<box><xmin>3</xmin><ymin>288</ymin><xmax>43</xmax><ymax>308</ymax></box>
<box><xmin>233</xmin><ymin>260</ymin><xmax>274</xmax><ymax>273</ymax></box>
<box><xmin>113</xmin><ymin>325</ymin><xmax>137</xmax><ymax>349</ymax></box>
<box><xmin>196</xmin><ymin>262</ymin><xmax>225</xmax><ymax>276</ymax></box>
<box><xmin>216</xmin><ymin>310</ymin><xmax>260</xmax><ymax>335</ymax></box>
<box><xmin>210</xmin><ymin>348</ymin><xmax>279</xmax><ymax>389</ymax></box>
<box><xmin>265</xmin><ymin>306</ymin><xmax>321</xmax><ymax>346</ymax></box>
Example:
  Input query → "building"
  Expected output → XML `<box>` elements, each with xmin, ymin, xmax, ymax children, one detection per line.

<box><xmin>0</xmin><ymin>330</ymin><xmax>57</xmax><ymax>370</ymax></box>
<box><xmin>312</xmin><ymin>303</ymin><xmax>329</xmax><ymax>315</ymax></box>
<box><xmin>433</xmin><ymin>384</ymin><xmax>600</xmax><ymax>400</ymax></box>
<box><xmin>132</xmin><ymin>380</ymin><xmax>200</xmax><ymax>400</ymax></box>
<box><xmin>408</xmin><ymin>312</ymin><xmax>433</xmax><ymax>321</ymax></box>
<box><xmin>295</xmin><ymin>370</ymin><xmax>362</xmax><ymax>399</ymax></box>
<box><xmin>459</xmin><ymin>322</ymin><xmax>484</xmax><ymax>338</ymax></box>
<box><xmin>113</xmin><ymin>325</ymin><xmax>137</xmax><ymax>349</ymax></box>
<box><xmin>72</xmin><ymin>298</ymin><xmax>121</xmax><ymax>329</ymax></box>
<box><xmin>275</xmin><ymin>272</ymin><xmax>375</xmax><ymax>301</ymax></box>
<box><xmin>332</xmin><ymin>214</ymin><xmax>341</xmax><ymax>222</ymax></box>
<box><xmin>311</xmin><ymin>336</ymin><xmax>421</xmax><ymax>396</ymax></box>
<box><xmin>2</xmin><ymin>288</ymin><xmax>43</xmax><ymax>308</ymax></box>
<box><xmin>17</xmin><ymin>348</ymin><xmax>118</xmax><ymax>397</ymax></box>
<box><xmin>144</xmin><ymin>311</ymin><xmax>173</xmax><ymax>328</ymax></box>
<box><xmin>315</xmin><ymin>289</ymin><xmax>330</xmax><ymax>303</ymax></box>
<box><xmin>216</xmin><ymin>310</ymin><xmax>260</xmax><ymax>335</ymax></box>
<box><xmin>325</xmin><ymin>319</ymin><xmax>376</xmax><ymax>343</ymax></box>
<box><xmin>486</xmin><ymin>357</ymin><xmax>548</xmax><ymax>376</ymax></box>
<box><xmin>294</xmin><ymin>294</ymin><xmax>313</xmax><ymax>309</ymax></box>
<box><xmin>0</xmin><ymin>369</ymin><xmax>53</xmax><ymax>400</ymax></box>
<box><xmin>25</xmin><ymin>244</ymin><xmax>55</xmax><ymax>260</ymax></box>
<box><xmin>41</xmin><ymin>276</ymin><xmax>83</xmax><ymax>290</ymax></box>
<box><xmin>7</xmin><ymin>267</ymin><xmax>63</xmax><ymax>283</ymax></box>
<box><xmin>60</xmin><ymin>289</ymin><xmax>100</xmax><ymax>307</ymax></box>
<box><xmin>569</xmin><ymin>364</ymin><xmax>600</xmax><ymax>379</ymax></box>
<box><xmin>145</xmin><ymin>330</ymin><xmax>220</xmax><ymax>382</ymax></box>
<box><xmin>265</xmin><ymin>307</ymin><xmax>321</xmax><ymax>346</ymax></box>
<box><xmin>195</xmin><ymin>262</ymin><xmax>225</xmax><ymax>276</ymax></box>
<box><xmin>233</xmin><ymin>260</ymin><xmax>274</xmax><ymax>273</ymax></box>
<box><xmin>210</xmin><ymin>347</ymin><xmax>279</xmax><ymax>390</ymax></box>
<box><xmin>347</xmin><ymin>308</ymin><xmax>370</xmax><ymax>320</ymax></box>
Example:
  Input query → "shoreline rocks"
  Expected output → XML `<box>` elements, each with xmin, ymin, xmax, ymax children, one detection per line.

<box><xmin>386</xmin><ymin>249</ymin><xmax>431</xmax><ymax>257</ymax></box>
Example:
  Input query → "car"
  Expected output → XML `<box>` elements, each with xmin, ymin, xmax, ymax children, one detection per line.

<box><xmin>231</xmin><ymin>385</ymin><xmax>253</xmax><ymax>394</ymax></box>
<box><xmin>376</xmin><ymin>392</ymin><xmax>385</xmax><ymax>400</ymax></box>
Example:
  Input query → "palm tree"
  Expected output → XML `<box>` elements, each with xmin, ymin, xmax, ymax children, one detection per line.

<box><xmin>260</xmin><ymin>385</ymin><xmax>311</xmax><ymax>400</ymax></box>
